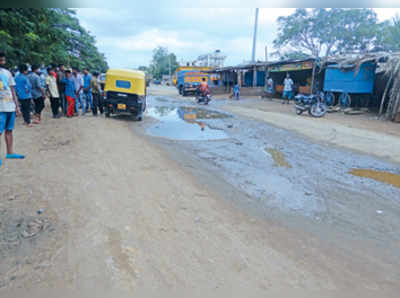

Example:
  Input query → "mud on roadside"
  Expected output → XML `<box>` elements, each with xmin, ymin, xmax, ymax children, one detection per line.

<box><xmin>0</xmin><ymin>183</ymin><xmax>64</xmax><ymax>289</ymax></box>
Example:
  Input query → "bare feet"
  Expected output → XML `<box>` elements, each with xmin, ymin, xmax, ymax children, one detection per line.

<box><xmin>24</xmin><ymin>123</ymin><xmax>33</xmax><ymax>127</ymax></box>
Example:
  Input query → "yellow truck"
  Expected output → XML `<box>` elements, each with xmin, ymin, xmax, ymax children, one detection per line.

<box><xmin>174</xmin><ymin>66</ymin><xmax>213</xmax><ymax>96</ymax></box>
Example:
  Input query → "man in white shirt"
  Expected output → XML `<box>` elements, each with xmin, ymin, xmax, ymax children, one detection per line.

<box><xmin>0</xmin><ymin>52</ymin><xmax>24</xmax><ymax>167</ymax></box>
<box><xmin>72</xmin><ymin>67</ymin><xmax>84</xmax><ymax>115</ymax></box>
<box><xmin>282</xmin><ymin>73</ymin><xmax>294</xmax><ymax>104</ymax></box>
<box><xmin>46</xmin><ymin>66</ymin><xmax>61</xmax><ymax>118</ymax></box>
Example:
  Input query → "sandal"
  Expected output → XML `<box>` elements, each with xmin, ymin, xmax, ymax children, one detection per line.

<box><xmin>6</xmin><ymin>153</ymin><xmax>25</xmax><ymax>159</ymax></box>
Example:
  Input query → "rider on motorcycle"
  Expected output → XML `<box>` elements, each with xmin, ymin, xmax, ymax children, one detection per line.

<box><xmin>199</xmin><ymin>77</ymin><xmax>209</xmax><ymax>96</ymax></box>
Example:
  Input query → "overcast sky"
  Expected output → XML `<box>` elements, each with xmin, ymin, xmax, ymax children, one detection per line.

<box><xmin>75</xmin><ymin>8</ymin><xmax>400</xmax><ymax>69</ymax></box>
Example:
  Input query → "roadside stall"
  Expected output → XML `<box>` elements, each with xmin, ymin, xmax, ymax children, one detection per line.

<box><xmin>267</xmin><ymin>59</ymin><xmax>319</xmax><ymax>97</ymax></box>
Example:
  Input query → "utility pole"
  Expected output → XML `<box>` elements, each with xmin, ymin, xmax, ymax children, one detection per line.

<box><xmin>265</xmin><ymin>45</ymin><xmax>268</xmax><ymax>62</ymax></box>
<box><xmin>252</xmin><ymin>8</ymin><xmax>259</xmax><ymax>87</ymax></box>
<box><xmin>251</xmin><ymin>8</ymin><xmax>259</xmax><ymax>62</ymax></box>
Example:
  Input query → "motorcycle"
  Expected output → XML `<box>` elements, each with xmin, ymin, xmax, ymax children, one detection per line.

<box><xmin>295</xmin><ymin>93</ymin><xmax>327</xmax><ymax>117</ymax></box>
<box><xmin>195</xmin><ymin>88</ymin><xmax>212</xmax><ymax>105</ymax></box>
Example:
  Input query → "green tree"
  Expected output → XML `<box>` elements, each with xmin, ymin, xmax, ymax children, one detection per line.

<box><xmin>377</xmin><ymin>15</ymin><xmax>400</xmax><ymax>51</ymax></box>
<box><xmin>273</xmin><ymin>50</ymin><xmax>311</xmax><ymax>61</ymax></box>
<box><xmin>0</xmin><ymin>8</ymin><xmax>108</xmax><ymax>72</ymax></box>
<box><xmin>149</xmin><ymin>47</ymin><xmax>179</xmax><ymax>79</ymax></box>
<box><xmin>273</xmin><ymin>8</ymin><xmax>380</xmax><ymax>58</ymax></box>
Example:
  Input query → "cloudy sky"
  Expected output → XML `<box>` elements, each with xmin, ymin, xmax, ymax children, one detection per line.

<box><xmin>75</xmin><ymin>8</ymin><xmax>400</xmax><ymax>69</ymax></box>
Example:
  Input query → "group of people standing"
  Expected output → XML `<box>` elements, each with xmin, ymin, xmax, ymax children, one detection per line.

<box><xmin>0</xmin><ymin>51</ymin><xmax>103</xmax><ymax>167</ymax></box>
<box><xmin>15</xmin><ymin>63</ymin><xmax>103</xmax><ymax>124</ymax></box>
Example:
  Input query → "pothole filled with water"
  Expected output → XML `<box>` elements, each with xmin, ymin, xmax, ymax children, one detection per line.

<box><xmin>146</xmin><ymin>106</ymin><xmax>229</xmax><ymax>141</ymax></box>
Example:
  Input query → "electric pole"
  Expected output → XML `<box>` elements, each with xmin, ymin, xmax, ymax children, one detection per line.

<box><xmin>251</xmin><ymin>8</ymin><xmax>259</xmax><ymax>62</ymax></box>
<box><xmin>252</xmin><ymin>8</ymin><xmax>259</xmax><ymax>87</ymax></box>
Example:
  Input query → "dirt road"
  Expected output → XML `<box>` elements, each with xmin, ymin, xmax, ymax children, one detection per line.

<box><xmin>223</xmin><ymin>105</ymin><xmax>400</xmax><ymax>163</ymax></box>
<box><xmin>1</xmin><ymin>96</ymin><xmax>399</xmax><ymax>296</ymax></box>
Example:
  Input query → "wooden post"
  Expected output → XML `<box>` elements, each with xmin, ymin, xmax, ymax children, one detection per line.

<box><xmin>379</xmin><ymin>72</ymin><xmax>394</xmax><ymax>116</ymax></box>
<box><xmin>310</xmin><ymin>60</ymin><xmax>316</xmax><ymax>95</ymax></box>
<box><xmin>253</xmin><ymin>66</ymin><xmax>257</xmax><ymax>87</ymax></box>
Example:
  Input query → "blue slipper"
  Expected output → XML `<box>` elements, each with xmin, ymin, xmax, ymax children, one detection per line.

<box><xmin>6</xmin><ymin>153</ymin><xmax>25</xmax><ymax>159</ymax></box>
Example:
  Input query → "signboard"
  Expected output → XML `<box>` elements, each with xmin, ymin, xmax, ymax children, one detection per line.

<box><xmin>269</xmin><ymin>61</ymin><xmax>313</xmax><ymax>72</ymax></box>
<box><xmin>184</xmin><ymin>72</ymin><xmax>203</xmax><ymax>76</ymax></box>
<box><xmin>184</xmin><ymin>76</ymin><xmax>208</xmax><ymax>83</ymax></box>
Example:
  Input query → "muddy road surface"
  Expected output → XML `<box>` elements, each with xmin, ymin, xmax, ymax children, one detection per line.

<box><xmin>1</xmin><ymin>85</ymin><xmax>399</xmax><ymax>297</ymax></box>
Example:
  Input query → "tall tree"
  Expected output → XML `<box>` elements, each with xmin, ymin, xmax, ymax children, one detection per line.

<box><xmin>273</xmin><ymin>8</ymin><xmax>380</xmax><ymax>58</ymax></box>
<box><xmin>272</xmin><ymin>50</ymin><xmax>311</xmax><ymax>61</ymax></box>
<box><xmin>149</xmin><ymin>47</ymin><xmax>179</xmax><ymax>79</ymax></box>
<box><xmin>0</xmin><ymin>8</ymin><xmax>108</xmax><ymax>72</ymax></box>
<box><xmin>377</xmin><ymin>15</ymin><xmax>400</xmax><ymax>52</ymax></box>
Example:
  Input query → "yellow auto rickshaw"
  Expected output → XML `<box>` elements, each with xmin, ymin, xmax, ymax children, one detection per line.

<box><xmin>104</xmin><ymin>69</ymin><xmax>146</xmax><ymax>120</ymax></box>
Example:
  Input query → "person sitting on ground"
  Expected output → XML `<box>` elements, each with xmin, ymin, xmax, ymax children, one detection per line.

<box><xmin>15</xmin><ymin>64</ymin><xmax>34</xmax><ymax>126</ymax></box>
<box><xmin>0</xmin><ymin>52</ymin><xmax>24</xmax><ymax>167</ymax></box>
<box><xmin>282</xmin><ymin>73</ymin><xmax>294</xmax><ymax>104</ymax></box>
<box><xmin>46</xmin><ymin>66</ymin><xmax>61</xmax><ymax>118</ymax></box>
<box><xmin>199</xmin><ymin>77</ymin><xmax>209</xmax><ymax>96</ymax></box>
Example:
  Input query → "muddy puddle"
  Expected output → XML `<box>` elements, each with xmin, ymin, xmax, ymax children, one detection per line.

<box><xmin>350</xmin><ymin>169</ymin><xmax>400</xmax><ymax>188</ymax></box>
<box><xmin>178</xmin><ymin>106</ymin><xmax>230</xmax><ymax>119</ymax></box>
<box><xmin>265</xmin><ymin>148</ymin><xmax>292</xmax><ymax>168</ymax></box>
<box><xmin>146</xmin><ymin>106</ymin><xmax>229</xmax><ymax>141</ymax></box>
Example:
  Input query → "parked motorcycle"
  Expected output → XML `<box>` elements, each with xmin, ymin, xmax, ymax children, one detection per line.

<box><xmin>295</xmin><ymin>93</ymin><xmax>327</xmax><ymax>117</ymax></box>
<box><xmin>195</xmin><ymin>88</ymin><xmax>212</xmax><ymax>105</ymax></box>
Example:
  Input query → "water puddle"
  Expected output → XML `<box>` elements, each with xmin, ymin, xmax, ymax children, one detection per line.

<box><xmin>155</xmin><ymin>97</ymin><xmax>169</xmax><ymax>103</ymax></box>
<box><xmin>350</xmin><ymin>169</ymin><xmax>400</xmax><ymax>188</ymax></box>
<box><xmin>146</xmin><ymin>106</ymin><xmax>229</xmax><ymax>141</ymax></box>
<box><xmin>265</xmin><ymin>148</ymin><xmax>292</xmax><ymax>168</ymax></box>
<box><xmin>178</xmin><ymin>106</ymin><xmax>230</xmax><ymax>120</ymax></box>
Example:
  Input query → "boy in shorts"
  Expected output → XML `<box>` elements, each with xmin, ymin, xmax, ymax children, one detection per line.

<box><xmin>0</xmin><ymin>52</ymin><xmax>24</xmax><ymax>167</ymax></box>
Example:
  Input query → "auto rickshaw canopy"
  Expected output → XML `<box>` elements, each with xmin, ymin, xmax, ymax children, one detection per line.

<box><xmin>105</xmin><ymin>69</ymin><xmax>146</xmax><ymax>96</ymax></box>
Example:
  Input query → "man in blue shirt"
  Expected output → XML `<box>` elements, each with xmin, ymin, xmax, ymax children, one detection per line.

<box><xmin>83</xmin><ymin>68</ymin><xmax>92</xmax><ymax>113</ymax></box>
<box><xmin>62</xmin><ymin>70</ymin><xmax>76</xmax><ymax>117</ymax></box>
<box><xmin>15</xmin><ymin>64</ymin><xmax>34</xmax><ymax>126</ymax></box>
